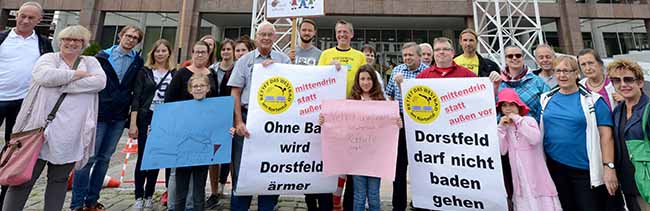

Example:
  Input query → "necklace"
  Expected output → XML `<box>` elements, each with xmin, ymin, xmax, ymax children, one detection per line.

<box><xmin>588</xmin><ymin>77</ymin><xmax>604</xmax><ymax>90</ymax></box>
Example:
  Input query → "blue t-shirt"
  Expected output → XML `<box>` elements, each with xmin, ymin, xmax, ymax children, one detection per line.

<box><xmin>543</xmin><ymin>92</ymin><xmax>613</xmax><ymax>170</ymax></box>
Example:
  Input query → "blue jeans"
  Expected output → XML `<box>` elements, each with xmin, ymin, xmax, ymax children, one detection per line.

<box><xmin>70</xmin><ymin>120</ymin><xmax>126</xmax><ymax>209</ymax></box>
<box><xmin>353</xmin><ymin>175</ymin><xmax>381</xmax><ymax>211</ymax></box>
<box><xmin>231</xmin><ymin>192</ymin><xmax>279</xmax><ymax>211</ymax></box>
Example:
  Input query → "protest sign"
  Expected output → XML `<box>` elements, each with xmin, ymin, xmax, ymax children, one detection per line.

<box><xmin>235</xmin><ymin>63</ymin><xmax>345</xmax><ymax>195</ymax></box>
<box><xmin>401</xmin><ymin>78</ymin><xmax>507</xmax><ymax>211</ymax></box>
<box><xmin>141</xmin><ymin>97</ymin><xmax>234</xmax><ymax>170</ymax></box>
<box><xmin>321</xmin><ymin>100</ymin><xmax>400</xmax><ymax>180</ymax></box>
<box><xmin>266</xmin><ymin>0</ymin><xmax>325</xmax><ymax>18</ymax></box>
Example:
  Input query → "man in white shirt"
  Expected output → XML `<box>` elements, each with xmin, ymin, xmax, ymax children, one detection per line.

<box><xmin>0</xmin><ymin>2</ymin><xmax>53</xmax><ymax>209</ymax></box>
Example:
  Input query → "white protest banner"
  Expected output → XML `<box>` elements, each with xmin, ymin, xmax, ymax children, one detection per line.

<box><xmin>235</xmin><ymin>63</ymin><xmax>345</xmax><ymax>195</ymax></box>
<box><xmin>266</xmin><ymin>0</ymin><xmax>325</xmax><ymax>18</ymax></box>
<box><xmin>401</xmin><ymin>78</ymin><xmax>507</xmax><ymax>211</ymax></box>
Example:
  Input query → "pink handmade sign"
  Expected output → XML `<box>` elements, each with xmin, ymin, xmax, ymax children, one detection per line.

<box><xmin>321</xmin><ymin>100</ymin><xmax>400</xmax><ymax>180</ymax></box>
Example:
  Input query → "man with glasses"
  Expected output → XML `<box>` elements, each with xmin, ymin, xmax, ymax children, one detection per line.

<box><xmin>0</xmin><ymin>2</ymin><xmax>53</xmax><ymax>209</ymax></box>
<box><xmin>454</xmin><ymin>29</ymin><xmax>500</xmax><ymax>77</ymax></box>
<box><xmin>228</xmin><ymin>21</ymin><xmax>291</xmax><ymax>211</ymax></box>
<box><xmin>70</xmin><ymin>25</ymin><xmax>144</xmax><ymax>211</ymax></box>
<box><xmin>417</xmin><ymin>37</ymin><xmax>476</xmax><ymax>79</ymax></box>
<box><xmin>384</xmin><ymin>42</ymin><xmax>428</xmax><ymax>211</ymax></box>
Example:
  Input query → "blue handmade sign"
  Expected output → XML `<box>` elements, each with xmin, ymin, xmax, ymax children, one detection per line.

<box><xmin>140</xmin><ymin>96</ymin><xmax>233</xmax><ymax>170</ymax></box>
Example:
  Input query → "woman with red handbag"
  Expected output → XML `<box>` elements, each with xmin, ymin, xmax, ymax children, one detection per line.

<box><xmin>1</xmin><ymin>25</ymin><xmax>106</xmax><ymax>211</ymax></box>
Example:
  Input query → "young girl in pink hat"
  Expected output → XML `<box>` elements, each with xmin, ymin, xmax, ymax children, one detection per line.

<box><xmin>497</xmin><ymin>88</ymin><xmax>562</xmax><ymax>211</ymax></box>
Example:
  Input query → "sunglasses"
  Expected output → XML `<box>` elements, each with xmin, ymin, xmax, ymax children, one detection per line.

<box><xmin>610</xmin><ymin>76</ymin><xmax>638</xmax><ymax>85</ymax></box>
<box><xmin>506</xmin><ymin>54</ymin><xmax>523</xmax><ymax>59</ymax></box>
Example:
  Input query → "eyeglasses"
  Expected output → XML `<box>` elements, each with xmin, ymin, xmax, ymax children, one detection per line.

<box><xmin>554</xmin><ymin>69</ymin><xmax>577</xmax><ymax>75</ymax></box>
<box><xmin>506</xmin><ymin>54</ymin><xmax>523</xmax><ymax>59</ymax></box>
<box><xmin>193</xmin><ymin>51</ymin><xmax>209</xmax><ymax>56</ymax></box>
<box><xmin>123</xmin><ymin>34</ymin><xmax>140</xmax><ymax>41</ymax></box>
<box><xmin>610</xmin><ymin>76</ymin><xmax>637</xmax><ymax>85</ymax></box>
<box><xmin>192</xmin><ymin>84</ymin><xmax>208</xmax><ymax>89</ymax></box>
<box><xmin>257</xmin><ymin>32</ymin><xmax>274</xmax><ymax>38</ymax></box>
<box><xmin>61</xmin><ymin>37</ymin><xmax>84</xmax><ymax>43</ymax></box>
<box><xmin>433</xmin><ymin>48</ymin><xmax>453</xmax><ymax>52</ymax></box>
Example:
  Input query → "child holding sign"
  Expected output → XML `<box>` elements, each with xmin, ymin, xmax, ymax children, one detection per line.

<box><xmin>496</xmin><ymin>88</ymin><xmax>562</xmax><ymax>211</ymax></box>
<box><xmin>326</xmin><ymin>64</ymin><xmax>400</xmax><ymax>211</ymax></box>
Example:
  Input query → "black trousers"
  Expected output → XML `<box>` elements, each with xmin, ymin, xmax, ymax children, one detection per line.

<box><xmin>305</xmin><ymin>193</ymin><xmax>333</xmax><ymax>211</ymax></box>
<box><xmin>392</xmin><ymin>125</ymin><xmax>408</xmax><ymax>211</ymax></box>
<box><xmin>133</xmin><ymin>111</ymin><xmax>160</xmax><ymax>199</ymax></box>
<box><xmin>547</xmin><ymin>158</ymin><xmax>613</xmax><ymax>211</ymax></box>
<box><xmin>0</xmin><ymin>99</ymin><xmax>23</xmax><ymax>211</ymax></box>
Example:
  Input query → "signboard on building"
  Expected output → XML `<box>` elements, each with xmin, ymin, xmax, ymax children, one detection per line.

<box><xmin>266</xmin><ymin>0</ymin><xmax>325</xmax><ymax>18</ymax></box>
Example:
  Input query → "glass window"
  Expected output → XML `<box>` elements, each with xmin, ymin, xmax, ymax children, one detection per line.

<box><xmin>367</xmin><ymin>30</ymin><xmax>380</xmax><ymax>42</ymax></box>
<box><xmin>397</xmin><ymin>30</ymin><xmax>411</xmax><ymax>42</ymax></box>
<box><xmin>413</xmin><ymin>30</ymin><xmax>427</xmax><ymax>43</ymax></box>
<box><xmin>381</xmin><ymin>30</ymin><xmax>396</xmax><ymax>42</ymax></box>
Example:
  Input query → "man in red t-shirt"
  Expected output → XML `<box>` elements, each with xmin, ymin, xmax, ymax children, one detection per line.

<box><xmin>417</xmin><ymin>37</ymin><xmax>476</xmax><ymax>78</ymax></box>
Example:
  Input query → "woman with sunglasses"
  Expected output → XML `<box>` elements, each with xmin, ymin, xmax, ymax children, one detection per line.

<box><xmin>540</xmin><ymin>55</ymin><xmax>617</xmax><ymax>211</ymax></box>
<box><xmin>609</xmin><ymin>59</ymin><xmax>650</xmax><ymax>211</ymax></box>
<box><xmin>577</xmin><ymin>48</ymin><xmax>621</xmax><ymax>111</ymax></box>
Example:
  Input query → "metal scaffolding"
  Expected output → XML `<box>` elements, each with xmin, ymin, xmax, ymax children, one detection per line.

<box><xmin>250</xmin><ymin>0</ymin><xmax>297</xmax><ymax>53</ymax></box>
<box><xmin>473</xmin><ymin>0</ymin><xmax>544</xmax><ymax>68</ymax></box>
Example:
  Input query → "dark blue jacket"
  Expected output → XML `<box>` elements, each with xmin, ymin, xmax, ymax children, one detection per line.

<box><xmin>95</xmin><ymin>47</ymin><xmax>143</xmax><ymax>122</ymax></box>
<box><xmin>612</xmin><ymin>94</ymin><xmax>649</xmax><ymax>196</ymax></box>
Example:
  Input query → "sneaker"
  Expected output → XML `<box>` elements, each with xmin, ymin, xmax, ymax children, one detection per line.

<box><xmin>143</xmin><ymin>198</ymin><xmax>154</xmax><ymax>211</ymax></box>
<box><xmin>205</xmin><ymin>194</ymin><xmax>223</xmax><ymax>209</ymax></box>
<box><xmin>133</xmin><ymin>198</ymin><xmax>144</xmax><ymax>211</ymax></box>
<box><xmin>161</xmin><ymin>191</ymin><xmax>168</xmax><ymax>206</ymax></box>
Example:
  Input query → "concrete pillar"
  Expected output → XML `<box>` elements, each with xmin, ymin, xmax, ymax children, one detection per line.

<box><xmin>590</xmin><ymin>20</ymin><xmax>607</xmax><ymax>58</ymax></box>
<box><xmin>465</xmin><ymin>16</ymin><xmax>474</xmax><ymax>30</ymax></box>
<box><xmin>176</xmin><ymin>0</ymin><xmax>199</xmax><ymax>62</ymax></box>
<box><xmin>644</xmin><ymin>19</ymin><xmax>650</xmax><ymax>50</ymax></box>
<box><xmin>79</xmin><ymin>0</ymin><xmax>103</xmax><ymax>43</ymax></box>
<box><xmin>137</xmin><ymin>13</ymin><xmax>147</xmax><ymax>50</ymax></box>
<box><xmin>557</xmin><ymin>0</ymin><xmax>584</xmax><ymax>55</ymax></box>
<box><xmin>212</xmin><ymin>25</ymin><xmax>222</xmax><ymax>41</ymax></box>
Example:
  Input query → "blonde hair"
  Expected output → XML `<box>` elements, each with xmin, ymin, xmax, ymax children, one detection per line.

<box><xmin>145</xmin><ymin>39</ymin><xmax>176</xmax><ymax>70</ymax></box>
<box><xmin>187</xmin><ymin>73</ymin><xmax>211</xmax><ymax>93</ymax></box>
<box><xmin>607</xmin><ymin>59</ymin><xmax>644</xmax><ymax>81</ymax></box>
<box><xmin>57</xmin><ymin>25</ymin><xmax>91</xmax><ymax>47</ymax></box>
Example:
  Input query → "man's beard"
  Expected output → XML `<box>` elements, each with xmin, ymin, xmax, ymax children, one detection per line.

<box><xmin>301</xmin><ymin>36</ymin><xmax>313</xmax><ymax>44</ymax></box>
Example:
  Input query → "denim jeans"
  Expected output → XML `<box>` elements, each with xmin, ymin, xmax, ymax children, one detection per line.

<box><xmin>174</xmin><ymin>166</ymin><xmax>208</xmax><ymax>211</ymax></box>
<box><xmin>70</xmin><ymin>120</ymin><xmax>126</xmax><ymax>209</ymax></box>
<box><xmin>167</xmin><ymin>169</ymin><xmax>195</xmax><ymax>211</ymax></box>
<box><xmin>353</xmin><ymin>175</ymin><xmax>381</xmax><ymax>211</ymax></box>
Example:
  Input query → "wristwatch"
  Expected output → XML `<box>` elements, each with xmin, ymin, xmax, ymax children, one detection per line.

<box><xmin>603</xmin><ymin>162</ymin><xmax>615</xmax><ymax>169</ymax></box>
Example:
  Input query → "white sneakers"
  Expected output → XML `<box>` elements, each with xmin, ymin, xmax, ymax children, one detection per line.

<box><xmin>133</xmin><ymin>198</ymin><xmax>153</xmax><ymax>211</ymax></box>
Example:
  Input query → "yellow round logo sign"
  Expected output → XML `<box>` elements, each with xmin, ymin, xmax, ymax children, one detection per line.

<box><xmin>404</xmin><ymin>85</ymin><xmax>440</xmax><ymax>124</ymax></box>
<box><xmin>257</xmin><ymin>77</ymin><xmax>294</xmax><ymax>114</ymax></box>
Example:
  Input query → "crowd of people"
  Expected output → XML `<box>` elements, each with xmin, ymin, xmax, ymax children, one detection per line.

<box><xmin>0</xmin><ymin>1</ymin><xmax>649</xmax><ymax>211</ymax></box>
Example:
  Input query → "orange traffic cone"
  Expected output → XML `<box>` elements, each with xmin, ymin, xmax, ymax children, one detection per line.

<box><xmin>103</xmin><ymin>175</ymin><xmax>120</xmax><ymax>188</ymax></box>
<box><xmin>67</xmin><ymin>172</ymin><xmax>121</xmax><ymax>190</ymax></box>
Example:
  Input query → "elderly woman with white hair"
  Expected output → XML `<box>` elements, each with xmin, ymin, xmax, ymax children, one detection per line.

<box><xmin>2</xmin><ymin>25</ymin><xmax>106</xmax><ymax>211</ymax></box>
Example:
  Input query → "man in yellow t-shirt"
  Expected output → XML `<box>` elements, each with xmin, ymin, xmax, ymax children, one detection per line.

<box><xmin>453</xmin><ymin>52</ymin><xmax>479</xmax><ymax>74</ymax></box>
<box><xmin>453</xmin><ymin>28</ymin><xmax>500</xmax><ymax>77</ymax></box>
<box><xmin>317</xmin><ymin>20</ymin><xmax>366</xmax><ymax>96</ymax></box>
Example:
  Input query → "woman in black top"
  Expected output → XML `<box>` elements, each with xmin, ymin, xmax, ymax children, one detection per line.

<box><xmin>164</xmin><ymin>40</ymin><xmax>219</xmax><ymax>211</ymax></box>
<box><xmin>128</xmin><ymin>39</ymin><xmax>176</xmax><ymax>209</ymax></box>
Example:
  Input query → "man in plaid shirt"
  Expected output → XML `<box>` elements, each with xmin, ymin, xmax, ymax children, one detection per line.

<box><xmin>384</xmin><ymin>42</ymin><xmax>428</xmax><ymax>211</ymax></box>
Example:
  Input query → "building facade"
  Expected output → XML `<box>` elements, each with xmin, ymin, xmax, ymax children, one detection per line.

<box><xmin>1</xmin><ymin>0</ymin><xmax>649</xmax><ymax>63</ymax></box>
